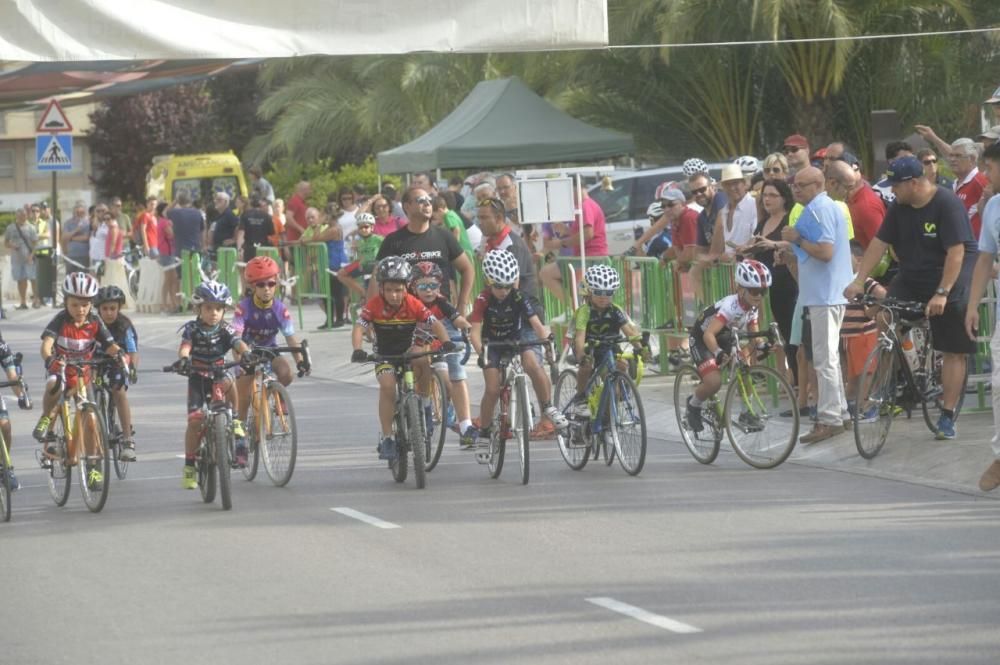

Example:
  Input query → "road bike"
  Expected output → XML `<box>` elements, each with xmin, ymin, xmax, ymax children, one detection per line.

<box><xmin>163</xmin><ymin>360</ymin><xmax>243</xmax><ymax>510</ymax></box>
<box><xmin>0</xmin><ymin>354</ymin><xmax>30</xmax><ymax>523</ymax></box>
<box><xmin>424</xmin><ymin>333</ymin><xmax>471</xmax><ymax>473</ymax></box>
<box><xmin>37</xmin><ymin>358</ymin><xmax>113</xmax><ymax>512</ymax></box>
<box><xmin>476</xmin><ymin>338</ymin><xmax>554</xmax><ymax>485</ymax></box>
<box><xmin>852</xmin><ymin>297</ymin><xmax>966</xmax><ymax>459</ymax></box>
<box><xmin>93</xmin><ymin>358</ymin><xmax>133</xmax><ymax>480</ymax></box>
<box><xmin>552</xmin><ymin>336</ymin><xmax>647</xmax><ymax>476</ymax></box>
<box><xmin>241</xmin><ymin>341</ymin><xmax>311</xmax><ymax>486</ymax></box>
<box><xmin>673</xmin><ymin>321</ymin><xmax>799</xmax><ymax>469</ymax></box>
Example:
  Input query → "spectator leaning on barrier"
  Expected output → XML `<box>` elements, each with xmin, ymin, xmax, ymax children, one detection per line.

<box><xmin>965</xmin><ymin>142</ymin><xmax>1000</xmax><ymax>491</ymax></box>
<box><xmin>847</xmin><ymin>155</ymin><xmax>977</xmax><ymax>440</ymax></box>
<box><xmin>948</xmin><ymin>138</ymin><xmax>988</xmax><ymax>239</ymax></box>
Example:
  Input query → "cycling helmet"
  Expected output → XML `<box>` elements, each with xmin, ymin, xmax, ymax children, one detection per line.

<box><xmin>735</xmin><ymin>155</ymin><xmax>761</xmax><ymax>176</ymax></box>
<box><xmin>94</xmin><ymin>285</ymin><xmax>126</xmax><ymax>306</ymax></box>
<box><xmin>410</xmin><ymin>260</ymin><xmax>444</xmax><ymax>284</ymax></box>
<box><xmin>735</xmin><ymin>259</ymin><xmax>772</xmax><ymax>289</ymax></box>
<box><xmin>192</xmin><ymin>280</ymin><xmax>233</xmax><ymax>306</ymax></box>
<box><xmin>482</xmin><ymin>249</ymin><xmax>520</xmax><ymax>286</ymax></box>
<box><xmin>63</xmin><ymin>272</ymin><xmax>99</xmax><ymax>299</ymax></box>
<box><xmin>376</xmin><ymin>256</ymin><xmax>413</xmax><ymax>284</ymax></box>
<box><xmin>646</xmin><ymin>201</ymin><xmax>665</xmax><ymax>219</ymax></box>
<box><xmin>356</xmin><ymin>212</ymin><xmax>376</xmax><ymax>227</ymax></box>
<box><xmin>682</xmin><ymin>158</ymin><xmax>709</xmax><ymax>178</ymax></box>
<box><xmin>244</xmin><ymin>256</ymin><xmax>279</xmax><ymax>283</ymax></box>
<box><xmin>584</xmin><ymin>264</ymin><xmax>621</xmax><ymax>295</ymax></box>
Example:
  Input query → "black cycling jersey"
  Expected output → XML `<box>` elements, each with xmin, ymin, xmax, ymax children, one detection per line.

<box><xmin>470</xmin><ymin>287</ymin><xmax>539</xmax><ymax>341</ymax></box>
<box><xmin>180</xmin><ymin>320</ymin><xmax>241</xmax><ymax>366</ymax></box>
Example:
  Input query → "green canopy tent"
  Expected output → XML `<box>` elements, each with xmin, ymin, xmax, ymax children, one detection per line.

<box><xmin>376</xmin><ymin>77</ymin><xmax>634</xmax><ymax>174</ymax></box>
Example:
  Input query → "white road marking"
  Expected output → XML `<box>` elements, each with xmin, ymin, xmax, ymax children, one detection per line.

<box><xmin>330</xmin><ymin>507</ymin><xmax>400</xmax><ymax>529</ymax></box>
<box><xmin>585</xmin><ymin>597</ymin><xmax>702</xmax><ymax>634</ymax></box>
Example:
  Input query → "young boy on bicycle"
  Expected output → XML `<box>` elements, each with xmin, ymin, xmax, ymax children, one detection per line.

<box><xmin>569</xmin><ymin>264</ymin><xmax>644</xmax><ymax>417</ymax></box>
<box><xmin>685</xmin><ymin>259</ymin><xmax>772</xmax><ymax>432</ymax></box>
<box><xmin>34</xmin><ymin>273</ymin><xmax>122</xmax><ymax>490</ymax></box>
<box><xmin>468</xmin><ymin>250</ymin><xmax>565</xmax><ymax>452</ymax></box>
<box><xmin>233</xmin><ymin>256</ymin><xmax>309</xmax><ymax>426</ymax></box>
<box><xmin>175</xmin><ymin>281</ymin><xmax>252</xmax><ymax>489</ymax></box>
<box><xmin>338</xmin><ymin>213</ymin><xmax>383</xmax><ymax>300</ymax></box>
<box><xmin>408</xmin><ymin>261</ymin><xmax>474</xmax><ymax>445</ymax></box>
<box><xmin>93</xmin><ymin>286</ymin><xmax>139</xmax><ymax>462</ymax></box>
<box><xmin>350</xmin><ymin>257</ymin><xmax>454</xmax><ymax>462</ymax></box>
<box><xmin>0</xmin><ymin>333</ymin><xmax>32</xmax><ymax>490</ymax></box>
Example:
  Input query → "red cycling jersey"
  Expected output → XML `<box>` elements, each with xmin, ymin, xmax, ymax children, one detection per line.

<box><xmin>359</xmin><ymin>293</ymin><xmax>435</xmax><ymax>356</ymax></box>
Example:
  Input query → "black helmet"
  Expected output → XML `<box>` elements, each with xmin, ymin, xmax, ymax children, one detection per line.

<box><xmin>94</xmin><ymin>285</ymin><xmax>126</xmax><ymax>306</ymax></box>
<box><xmin>376</xmin><ymin>256</ymin><xmax>413</xmax><ymax>284</ymax></box>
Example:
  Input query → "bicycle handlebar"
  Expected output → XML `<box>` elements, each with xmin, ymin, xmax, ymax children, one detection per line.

<box><xmin>364</xmin><ymin>348</ymin><xmax>440</xmax><ymax>364</ymax></box>
<box><xmin>162</xmin><ymin>360</ymin><xmax>242</xmax><ymax>378</ymax></box>
<box><xmin>855</xmin><ymin>295</ymin><xmax>926</xmax><ymax>314</ymax></box>
<box><xmin>247</xmin><ymin>339</ymin><xmax>312</xmax><ymax>376</ymax></box>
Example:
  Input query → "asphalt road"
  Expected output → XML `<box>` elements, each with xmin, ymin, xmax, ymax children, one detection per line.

<box><xmin>1</xmin><ymin>309</ymin><xmax>998</xmax><ymax>665</ymax></box>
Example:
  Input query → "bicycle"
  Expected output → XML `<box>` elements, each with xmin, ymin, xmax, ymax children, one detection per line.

<box><xmin>673</xmin><ymin>321</ymin><xmax>800</xmax><ymax>469</ymax></box>
<box><xmin>424</xmin><ymin>333</ymin><xmax>471</xmax><ymax>473</ymax></box>
<box><xmin>93</xmin><ymin>357</ymin><xmax>134</xmax><ymax>480</ymax></box>
<box><xmin>362</xmin><ymin>348</ymin><xmax>440</xmax><ymax>489</ymax></box>
<box><xmin>852</xmin><ymin>297</ymin><xmax>966</xmax><ymax>459</ymax></box>
<box><xmin>241</xmin><ymin>341</ymin><xmax>311</xmax><ymax>486</ymax></box>
<box><xmin>552</xmin><ymin>336</ymin><xmax>647</xmax><ymax>476</ymax></box>
<box><xmin>163</xmin><ymin>360</ymin><xmax>243</xmax><ymax>510</ymax></box>
<box><xmin>37</xmin><ymin>357</ymin><xmax>113</xmax><ymax>512</ymax></box>
<box><xmin>0</xmin><ymin>354</ymin><xmax>31</xmax><ymax>523</ymax></box>
<box><xmin>476</xmin><ymin>338</ymin><xmax>554</xmax><ymax>485</ymax></box>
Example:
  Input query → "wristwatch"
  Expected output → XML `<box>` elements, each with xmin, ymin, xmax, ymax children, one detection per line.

<box><xmin>935</xmin><ymin>287</ymin><xmax>950</xmax><ymax>296</ymax></box>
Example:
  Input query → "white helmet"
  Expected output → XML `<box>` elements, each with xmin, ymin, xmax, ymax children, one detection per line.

<box><xmin>646</xmin><ymin>201</ymin><xmax>665</xmax><ymax>219</ymax></box>
<box><xmin>62</xmin><ymin>271</ymin><xmax>99</xmax><ymax>298</ymax></box>
<box><xmin>482</xmin><ymin>250</ymin><xmax>519</xmax><ymax>286</ymax></box>
<box><xmin>735</xmin><ymin>259</ymin><xmax>772</xmax><ymax>289</ymax></box>
<box><xmin>682</xmin><ymin>158</ymin><xmax>709</xmax><ymax>178</ymax></box>
<box><xmin>585</xmin><ymin>264</ymin><xmax>621</xmax><ymax>295</ymax></box>
<box><xmin>735</xmin><ymin>155</ymin><xmax>761</xmax><ymax>176</ymax></box>
<box><xmin>356</xmin><ymin>212</ymin><xmax>376</xmax><ymax>227</ymax></box>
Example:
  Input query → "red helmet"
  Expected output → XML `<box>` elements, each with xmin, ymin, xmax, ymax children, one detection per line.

<box><xmin>410</xmin><ymin>260</ymin><xmax>444</xmax><ymax>285</ymax></box>
<box><xmin>245</xmin><ymin>256</ymin><xmax>279</xmax><ymax>283</ymax></box>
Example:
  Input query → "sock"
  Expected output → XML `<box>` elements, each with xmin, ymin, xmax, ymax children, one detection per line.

<box><xmin>941</xmin><ymin>408</ymin><xmax>955</xmax><ymax>420</ymax></box>
<box><xmin>459</xmin><ymin>419</ymin><xmax>472</xmax><ymax>434</ymax></box>
<box><xmin>689</xmin><ymin>395</ymin><xmax>704</xmax><ymax>408</ymax></box>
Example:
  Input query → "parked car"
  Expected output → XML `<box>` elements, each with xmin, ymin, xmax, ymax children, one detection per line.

<box><xmin>588</xmin><ymin>164</ymin><xmax>727</xmax><ymax>255</ymax></box>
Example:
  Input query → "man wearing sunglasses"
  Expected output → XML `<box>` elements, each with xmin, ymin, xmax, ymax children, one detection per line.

<box><xmin>781</xmin><ymin>134</ymin><xmax>811</xmax><ymax>176</ymax></box>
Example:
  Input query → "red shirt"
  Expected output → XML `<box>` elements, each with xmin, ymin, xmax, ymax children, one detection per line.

<box><xmin>133</xmin><ymin>210</ymin><xmax>159</xmax><ymax>252</ymax></box>
<box><xmin>847</xmin><ymin>182</ymin><xmax>886</xmax><ymax>249</ymax></box>
<box><xmin>954</xmin><ymin>170</ymin><xmax>988</xmax><ymax>239</ymax></box>
<box><xmin>360</xmin><ymin>293</ymin><xmax>434</xmax><ymax>355</ymax></box>
<box><xmin>567</xmin><ymin>196</ymin><xmax>608</xmax><ymax>257</ymax></box>
<box><xmin>672</xmin><ymin>208</ymin><xmax>699</xmax><ymax>250</ymax></box>
<box><xmin>285</xmin><ymin>194</ymin><xmax>307</xmax><ymax>243</ymax></box>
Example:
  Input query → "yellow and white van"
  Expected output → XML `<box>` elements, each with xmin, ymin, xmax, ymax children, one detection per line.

<box><xmin>146</xmin><ymin>152</ymin><xmax>248</xmax><ymax>205</ymax></box>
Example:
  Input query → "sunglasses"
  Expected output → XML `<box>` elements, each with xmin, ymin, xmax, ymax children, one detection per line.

<box><xmin>255</xmin><ymin>281</ymin><xmax>277</xmax><ymax>288</ymax></box>
<box><xmin>782</xmin><ymin>146</ymin><xmax>802</xmax><ymax>154</ymax></box>
<box><xmin>745</xmin><ymin>287</ymin><xmax>767</xmax><ymax>296</ymax></box>
<box><xmin>414</xmin><ymin>282</ymin><xmax>440</xmax><ymax>292</ymax></box>
<box><xmin>923</xmin><ymin>159</ymin><xmax>937</xmax><ymax>165</ymax></box>
<box><xmin>691</xmin><ymin>186</ymin><xmax>709</xmax><ymax>196</ymax></box>
<box><xmin>416</xmin><ymin>195</ymin><xmax>433</xmax><ymax>205</ymax></box>
<box><xmin>765</xmin><ymin>167</ymin><xmax>784</xmax><ymax>174</ymax></box>
<box><xmin>491</xmin><ymin>283</ymin><xmax>514</xmax><ymax>290</ymax></box>
<box><xmin>591</xmin><ymin>289</ymin><xmax>615</xmax><ymax>297</ymax></box>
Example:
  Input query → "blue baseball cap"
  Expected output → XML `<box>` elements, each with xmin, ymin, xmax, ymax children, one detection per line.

<box><xmin>884</xmin><ymin>156</ymin><xmax>923</xmax><ymax>184</ymax></box>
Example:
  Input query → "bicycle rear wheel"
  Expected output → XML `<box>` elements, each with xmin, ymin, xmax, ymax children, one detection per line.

<box><xmin>723</xmin><ymin>365</ymin><xmax>798</xmax><ymax>469</ymax></box>
<box><xmin>78</xmin><ymin>404</ymin><xmax>110</xmax><ymax>513</ymax></box>
<box><xmin>261</xmin><ymin>382</ymin><xmax>297</xmax><ymax>487</ymax></box>
<box><xmin>488</xmin><ymin>393</ymin><xmax>506</xmax><ymax>479</ymax></box>
<box><xmin>513</xmin><ymin>376</ymin><xmax>530</xmax><ymax>485</ymax></box>
<box><xmin>610</xmin><ymin>373</ymin><xmax>647</xmax><ymax>476</ymax></box>
<box><xmin>915</xmin><ymin>326</ymin><xmax>967</xmax><ymax>435</ymax></box>
<box><xmin>424</xmin><ymin>371</ymin><xmax>448</xmax><ymax>473</ymax></box>
<box><xmin>553</xmin><ymin>369</ymin><xmax>588</xmax><ymax>471</ymax></box>
<box><xmin>216</xmin><ymin>415</ymin><xmax>233</xmax><ymax>510</ymax></box>
<box><xmin>854</xmin><ymin>344</ymin><xmax>897</xmax><ymax>460</ymax></box>
<box><xmin>673</xmin><ymin>365</ymin><xmax>721</xmax><ymax>464</ymax></box>
<box><xmin>105</xmin><ymin>394</ymin><xmax>129</xmax><ymax>481</ymax></box>
<box><xmin>48</xmin><ymin>414</ymin><xmax>71</xmax><ymax>506</ymax></box>
<box><xmin>0</xmin><ymin>440</ymin><xmax>10</xmax><ymax>522</ymax></box>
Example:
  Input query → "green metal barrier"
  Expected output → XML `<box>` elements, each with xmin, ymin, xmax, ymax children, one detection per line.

<box><xmin>291</xmin><ymin>243</ymin><xmax>333</xmax><ymax>330</ymax></box>
<box><xmin>179</xmin><ymin>249</ymin><xmax>202</xmax><ymax>307</ymax></box>
<box><xmin>254</xmin><ymin>246</ymin><xmax>282</xmax><ymax>264</ymax></box>
<box><xmin>215</xmin><ymin>247</ymin><xmax>241</xmax><ymax>299</ymax></box>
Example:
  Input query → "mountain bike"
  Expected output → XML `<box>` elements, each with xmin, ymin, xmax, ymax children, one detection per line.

<box><xmin>424</xmin><ymin>333</ymin><xmax>471</xmax><ymax>473</ymax></box>
<box><xmin>0</xmin><ymin>354</ymin><xmax>30</xmax><ymax>523</ymax></box>
<box><xmin>852</xmin><ymin>297</ymin><xmax>967</xmax><ymax>459</ymax></box>
<box><xmin>553</xmin><ymin>336</ymin><xmax>647</xmax><ymax>476</ymax></box>
<box><xmin>241</xmin><ymin>341</ymin><xmax>311</xmax><ymax>486</ymax></box>
<box><xmin>93</xmin><ymin>358</ymin><xmax>133</xmax><ymax>480</ymax></box>
<box><xmin>673</xmin><ymin>321</ymin><xmax>799</xmax><ymax>469</ymax></box>
<box><xmin>163</xmin><ymin>360</ymin><xmax>242</xmax><ymax>510</ymax></box>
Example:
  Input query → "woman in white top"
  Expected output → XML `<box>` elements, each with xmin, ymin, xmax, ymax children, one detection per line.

<box><xmin>90</xmin><ymin>205</ymin><xmax>109</xmax><ymax>265</ymax></box>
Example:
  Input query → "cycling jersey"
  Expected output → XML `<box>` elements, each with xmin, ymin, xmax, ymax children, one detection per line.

<box><xmin>95</xmin><ymin>316</ymin><xmax>138</xmax><ymax>355</ymax></box>
<box><xmin>232</xmin><ymin>296</ymin><xmax>295</xmax><ymax>348</ymax></box>
<box><xmin>42</xmin><ymin>310</ymin><xmax>116</xmax><ymax>360</ymax></box>
<box><xmin>692</xmin><ymin>294</ymin><xmax>758</xmax><ymax>335</ymax></box>
<box><xmin>0</xmin><ymin>335</ymin><xmax>17</xmax><ymax>370</ymax></box>
<box><xmin>469</xmin><ymin>287</ymin><xmax>538</xmax><ymax>342</ymax></box>
<box><xmin>573</xmin><ymin>302</ymin><xmax>633</xmax><ymax>342</ymax></box>
<box><xmin>355</xmin><ymin>234</ymin><xmax>383</xmax><ymax>273</ymax></box>
<box><xmin>414</xmin><ymin>296</ymin><xmax>459</xmax><ymax>346</ymax></box>
<box><xmin>179</xmin><ymin>320</ymin><xmax>241</xmax><ymax>367</ymax></box>
<box><xmin>359</xmin><ymin>293</ymin><xmax>435</xmax><ymax>356</ymax></box>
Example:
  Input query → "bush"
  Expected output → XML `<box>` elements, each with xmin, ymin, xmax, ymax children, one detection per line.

<box><xmin>0</xmin><ymin>211</ymin><xmax>15</xmax><ymax>239</ymax></box>
<box><xmin>265</xmin><ymin>158</ymin><xmax>400</xmax><ymax>209</ymax></box>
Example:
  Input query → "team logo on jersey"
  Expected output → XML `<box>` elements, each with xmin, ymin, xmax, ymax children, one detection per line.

<box><xmin>923</xmin><ymin>222</ymin><xmax>937</xmax><ymax>237</ymax></box>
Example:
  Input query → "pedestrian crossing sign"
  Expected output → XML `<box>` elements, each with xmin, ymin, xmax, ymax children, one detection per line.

<box><xmin>36</xmin><ymin>134</ymin><xmax>73</xmax><ymax>171</ymax></box>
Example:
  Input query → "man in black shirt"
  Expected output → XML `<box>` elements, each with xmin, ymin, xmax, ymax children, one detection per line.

<box><xmin>210</xmin><ymin>192</ymin><xmax>239</xmax><ymax>259</ymax></box>
<box><xmin>236</xmin><ymin>195</ymin><xmax>275</xmax><ymax>262</ymax></box>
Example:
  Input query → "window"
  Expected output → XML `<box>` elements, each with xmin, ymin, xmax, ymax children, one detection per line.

<box><xmin>0</xmin><ymin>149</ymin><xmax>13</xmax><ymax>178</ymax></box>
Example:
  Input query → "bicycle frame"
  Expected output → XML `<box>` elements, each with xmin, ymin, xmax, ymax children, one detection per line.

<box><xmin>48</xmin><ymin>359</ymin><xmax>107</xmax><ymax>466</ymax></box>
<box><xmin>245</xmin><ymin>343</ymin><xmax>310</xmax><ymax>440</ymax></box>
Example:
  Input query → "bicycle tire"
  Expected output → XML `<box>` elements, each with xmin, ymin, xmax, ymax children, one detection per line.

<box><xmin>78</xmin><ymin>403</ymin><xmax>110</xmax><ymax>513</ymax></box>
<box><xmin>198</xmin><ymin>425</ymin><xmax>216</xmax><ymax>504</ymax></box>
<box><xmin>106</xmin><ymin>394</ymin><xmax>129</xmax><ymax>481</ymax></box>
<box><xmin>610</xmin><ymin>373</ymin><xmax>647</xmax><ymax>476</ymax></box>
<box><xmin>514</xmin><ymin>376</ymin><xmax>530</xmax><ymax>485</ymax></box>
<box><xmin>47</xmin><ymin>412</ymin><xmax>72</xmax><ymax>507</ymax></box>
<box><xmin>261</xmin><ymin>382</ymin><xmax>297</xmax><ymax>487</ymax></box>
<box><xmin>488</xmin><ymin>393</ymin><xmax>506</xmax><ymax>479</ymax></box>
<box><xmin>673</xmin><ymin>365</ymin><xmax>721</xmax><ymax>464</ymax></box>
<box><xmin>424</xmin><ymin>371</ymin><xmax>448</xmax><ymax>473</ymax></box>
<box><xmin>403</xmin><ymin>393</ymin><xmax>426</xmax><ymax>489</ymax></box>
<box><xmin>216</xmin><ymin>415</ymin><xmax>233</xmax><ymax>510</ymax></box>
<box><xmin>553</xmin><ymin>369</ymin><xmax>588</xmax><ymax>471</ymax></box>
<box><xmin>723</xmin><ymin>365</ymin><xmax>798</xmax><ymax>469</ymax></box>
<box><xmin>854</xmin><ymin>343</ymin><xmax>897</xmax><ymax>460</ymax></box>
<box><xmin>0</xmin><ymin>439</ymin><xmax>10</xmax><ymax>523</ymax></box>
<box><xmin>390</xmin><ymin>398</ymin><xmax>408</xmax><ymax>484</ymax></box>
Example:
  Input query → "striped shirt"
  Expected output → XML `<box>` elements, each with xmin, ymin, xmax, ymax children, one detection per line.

<box><xmin>840</xmin><ymin>277</ymin><xmax>883</xmax><ymax>338</ymax></box>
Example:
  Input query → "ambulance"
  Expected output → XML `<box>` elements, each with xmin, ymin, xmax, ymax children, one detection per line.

<box><xmin>146</xmin><ymin>152</ymin><xmax>248</xmax><ymax>205</ymax></box>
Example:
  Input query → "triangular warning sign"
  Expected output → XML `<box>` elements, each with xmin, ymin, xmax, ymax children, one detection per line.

<box><xmin>36</xmin><ymin>99</ymin><xmax>73</xmax><ymax>133</ymax></box>
<box><xmin>39</xmin><ymin>136</ymin><xmax>71</xmax><ymax>165</ymax></box>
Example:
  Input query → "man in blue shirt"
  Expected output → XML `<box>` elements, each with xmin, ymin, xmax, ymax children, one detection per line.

<box><xmin>780</xmin><ymin>166</ymin><xmax>853</xmax><ymax>444</ymax></box>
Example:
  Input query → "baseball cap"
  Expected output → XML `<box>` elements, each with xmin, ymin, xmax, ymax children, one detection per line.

<box><xmin>660</xmin><ymin>188</ymin><xmax>686</xmax><ymax>205</ymax></box>
<box><xmin>783</xmin><ymin>134</ymin><xmax>809</xmax><ymax>149</ymax></box>
<box><xmin>884</xmin><ymin>156</ymin><xmax>923</xmax><ymax>183</ymax></box>
<box><xmin>837</xmin><ymin>151</ymin><xmax>861</xmax><ymax>167</ymax></box>
<box><xmin>977</xmin><ymin>125</ymin><xmax>1000</xmax><ymax>141</ymax></box>
<box><xmin>985</xmin><ymin>85</ymin><xmax>1000</xmax><ymax>105</ymax></box>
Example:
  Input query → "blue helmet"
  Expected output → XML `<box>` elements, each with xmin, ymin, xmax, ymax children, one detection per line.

<box><xmin>192</xmin><ymin>280</ymin><xmax>232</xmax><ymax>306</ymax></box>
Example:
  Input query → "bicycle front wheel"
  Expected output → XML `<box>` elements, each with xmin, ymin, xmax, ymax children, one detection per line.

<box><xmin>48</xmin><ymin>414</ymin><xmax>72</xmax><ymax>506</ymax></box>
<box><xmin>261</xmin><ymin>382</ymin><xmax>297</xmax><ymax>487</ymax></box>
<box><xmin>553</xmin><ymin>369</ymin><xmax>588</xmax><ymax>471</ymax></box>
<box><xmin>513</xmin><ymin>376</ymin><xmax>530</xmax><ymax>485</ymax></box>
<box><xmin>403</xmin><ymin>393</ymin><xmax>426</xmax><ymax>489</ymax></box>
<box><xmin>723</xmin><ymin>365</ymin><xmax>798</xmax><ymax>469</ymax></box>
<box><xmin>488</xmin><ymin>394</ymin><xmax>506</xmax><ymax>479</ymax></box>
<box><xmin>610</xmin><ymin>373</ymin><xmax>647</xmax><ymax>476</ymax></box>
<box><xmin>674</xmin><ymin>365</ymin><xmax>721</xmax><ymax>464</ymax></box>
<box><xmin>242</xmin><ymin>394</ymin><xmax>260</xmax><ymax>482</ymax></box>
<box><xmin>854</xmin><ymin>343</ymin><xmax>897</xmax><ymax>460</ymax></box>
<box><xmin>198</xmin><ymin>428</ymin><xmax>217</xmax><ymax>504</ymax></box>
<box><xmin>215</xmin><ymin>415</ymin><xmax>233</xmax><ymax>510</ymax></box>
<box><xmin>424</xmin><ymin>371</ymin><xmax>448</xmax><ymax>473</ymax></box>
<box><xmin>78</xmin><ymin>404</ymin><xmax>110</xmax><ymax>513</ymax></box>
<box><xmin>0</xmin><ymin>441</ymin><xmax>10</xmax><ymax>522</ymax></box>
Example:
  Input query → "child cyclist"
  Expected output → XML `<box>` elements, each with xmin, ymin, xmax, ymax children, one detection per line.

<box><xmin>350</xmin><ymin>257</ymin><xmax>455</xmax><ymax>462</ymax></box>
<box><xmin>338</xmin><ymin>212</ymin><xmax>383</xmax><ymax>300</ymax></box>
<box><xmin>569</xmin><ymin>265</ymin><xmax>644</xmax><ymax>417</ymax></box>
<box><xmin>233</xmin><ymin>256</ymin><xmax>310</xmax><ymax>425</ymax></box>
<box><xmin>93</xmin><ymin>286</ymin><xmax>139</xmax><ymax>461</ymax></box>
<box><xmin>685</xmin><ymin>259</ymin><xmax>772</xmax><ymax>432</ymax></box>
<box><xmin>468</xmin><ymin>250</ymin><xmax>566</xmax><ymax>455</ymax></box>
<box><xmin>0</xmin><ymin>333</ymin><xmax>32</xmax><ymax>490</ymax></box>
<box><xmin>34</xmin><ymin>273</ymin><xmax>123</xmax><ymax>491</ymax></box>
<box><xmin>408</xmin><ymin>261</ymin><xmax>475</xmax><ymax>445</ymax></box>
<box><xmin>173</xmin><ymin>281</ymin><xmax>252</xmax><ymax>489</ymax></box>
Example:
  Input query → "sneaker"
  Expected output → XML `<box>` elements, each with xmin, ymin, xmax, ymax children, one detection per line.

<box><xmin>475</xmin><ymin>430</ymin><xmax>492</xmax><ymax>463</ymax></box>
<box><xmin>119</xmin><ymin>441</ymin><xmax>136</xmax><ymax>462</ymax></box>
<box><xmin>935</xmin><ymin>414</ymin><xmax>956</xmax><ymax>440</ymax></box>
<box><xmin>686</xmin><ymin>396</ymin><xmax>703</xmax><ymax>433</ymax></box>
<box><xmin>32</xmin><ymin>416</ymin><xmax>52</xmax><ymax>442</ymax></box>
<box><xmin>7</xmin><ymin>468</ymin><xmax>19</xmax><ymax>491</ymax></box>
<box><xmin>857</xmin><ymin>407</ymin><xmax>878</xmax><ymax>423</ymax></box>
<box><xmin>544</xmin><ymin>405</ymin><xmax>568</xmax><ymax>429</ymax></box>
<box><xmin>87</xmin><ymin>465</ymin><xmax>104</xmax><ymax>490</ymax></box>
<box><xmin>736</xmin><ymin>411</ymin><xmax>763</xmax><ymax>432</ymax></box>
<box><xmin>978</xmin><ymin>460</ymin><xmax>1000</xmax><ymax>492</ymax></box>
<box><xmin>234</xmin><ymin>444</ymin><xmax>248</xmax><ymax>468</ymax></box>
<box><xmin>378</xmin><ymin>436</ymin><xmax>397</xmax><ymax>461</ymax></box>
<box><xmin>799</xmin><ymin>423</ymin><xmax>843</xmax><ymax>445</ymax></box>
<box><xmin>460</xmin><ymin>425</ymin><xmax>478</xmax><ymax>450</ymax></box>
<box><xmin>572</xmin><ymin>400</ymin><xmax>590</xmax><ymax>419</ymax></box>
<box><xmin>668</xmin><ymin>349</ymin><xmax>690</xmax><ymax>367</ymax></box>
<box><xmin>182</xmin><ymin>465</ymin><xmax>198</xmax><ymax>490</ymax></box>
